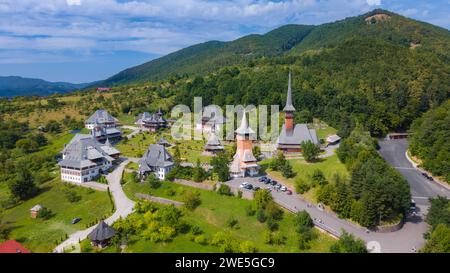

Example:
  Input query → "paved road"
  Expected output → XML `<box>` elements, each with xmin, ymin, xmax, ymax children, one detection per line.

<box><xmin>320</xmin><ymin>143</ymin><xmax>339</xmax><ymax>158</ymax></box>
<box><xmin>227</xmin><ymin>176</ymin><xmax>427</xmax><ymax>253</ymax></box>
<box><xmin>378</xmin><ymin>139</ymin><xmax>450</xmax><ymax>206</ymax></box>
<box><xmin>54</xmin><ymin>159</ymin><xmax>135</xmax><ymax>253</ymax></box>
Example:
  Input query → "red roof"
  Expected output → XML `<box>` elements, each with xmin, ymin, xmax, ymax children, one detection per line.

<box><xmin>0</xmin><ymin>240</ymin><xmax>30</xmax><ymax>253</ymax></box>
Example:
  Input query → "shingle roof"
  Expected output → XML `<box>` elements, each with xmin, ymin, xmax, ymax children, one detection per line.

<box><xmin>283</xmin><ymin>71</ymin><xmax>296</xmax><ymax>112</ymax></box>
<box><xmin>86</xmin><ymin>109</ymin><xmax>118</xmax><ymax>124</ymax></box>
<box><xmin>157</xmin><ymin>137</ymin><xmax>170</xmax><ymax>146</ymax></box>
<box><xmin>139</xmin><ymin>144</ymin><xmax>174</xmax><ymax>172</ymax></box>
<box><xmin>277</xmin><ymin>124</ymin><xmax>319</xmax><ymax>146</ymax></box>
<box><xmin>242</xmin><ymin>150</ymin><xmax>257</xmax><ymax>162</ymax></box>
<box><xmin>204</xmin><ymin>133</ymin><xmax>224</xmax><ymax>150</ymax></box>
<box><xmin>136</xmin><ymin>112</ymin><xmax>167</xmax><ymax>125</ymax></box>
<box><xmin>235</xmin><ymin>111</ymin><xmax>255</xmax><ymax>135</ymax></box>
<box><xmin>30</xmin><ymin>204</ymin><xmax>42</xmax><ymax>211</ymax></box>
<box><xmin>59</xmin><ymin>134</ymin><xmax>120</xmax><ymax>169</ymax></box>
<box><xmin>88</xmin><ymin>220</ymin><xmax>116</xmax><ymax>242</ymax></box>
<box><xmin>327</xmin><ymin>134</ymin><xmax>341</xmax><ymax>143</ymax></box>
<box><xmin>90</xmin><ymin>127</ymin><xmax>122</xmax><ymax>138</ymax></box>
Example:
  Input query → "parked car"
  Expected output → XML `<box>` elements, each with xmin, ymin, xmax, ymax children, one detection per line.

<box><xmin>245</xmin><ymin>184</ymin><xmax>254</xmax><ymax>190</ymax></box>
<box><xmin>271</xmin><ymin>180</ymin><xmax>277</xmax><ymax>186</ymax></box>
<box><xmin>71</xmin><ymin>217</ymin><xmax>81</xmax><ymax>224</ymax></box>
<box><xmin>286</xmin><ymin>190</ymin><xmax>292</xmax><ymax>195</ymax></box>
<box><xmin>266</xmin><ymin>186</ymin><xmax>272</xmax><ymax>191</ymax></box>
<box><xmin>281</xmin><ymin>186</ymin><xmax>287</xmax><ymax>192</ymax></box>
<box><xmin>422</xmin><ymin>172</ymin><xmax>434</xmax><ymax>181</ymax></box>
<box><xmin>239</xmin><ymin>182</ymin><xmax>248</xmax><ymax>188</ymax></box>
<box><xmin>264</xmin><ymin>179</ymin><xmax>271</xmax><ymax>184</ymax></box>
<box><xmin>410</xmin><ymin>199</ymin><xmax>416</xmax><ymax>211</ymax></box>
<box><xmin>258</xmin><ymin>176</ymin><xmax>267</xmax><ymax>182</ymax></box>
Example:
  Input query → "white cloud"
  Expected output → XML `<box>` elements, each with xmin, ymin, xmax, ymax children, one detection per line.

<box><xmin>0</xmin><ymin>0</ymin><xmax>446</xmax><ymax>67</ymax></box>
<box><xmin>67</xmin><ymin>0</ymin><xmax>81</xmax><ymax>6</ymax></box>
<box><xmin>366</xmin><ymin>0</ymin><xmax>381</xmax><ymax>6</ymax></box>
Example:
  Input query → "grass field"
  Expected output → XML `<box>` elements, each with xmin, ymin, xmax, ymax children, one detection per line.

<box><xmin>116</xmin><ymin>129</ymin><xmax>232</xmax><ymax>163</ymax></box>
<box><xmin>117</xmin><ymin>114</ymin><xmax>136</xmax><ymax>126</ymax></box>
<box><xmin>1</xmin><ymin>179</ymin><xmax>113</xmax><ymax>253</ymax></box>
<box><xmin>313</xmin><ymin>119</ymin><xmax>338</xmax><ymax>140</ymax></box>
<box><xmin>122</xmin><ymin>180</ymin><xmax>335</xmax><ymax>253</ymax></box>
<box><xmin>261</xmin><ymin>154</ymin><xmax>348</xmax><ymax>204</ymax></box>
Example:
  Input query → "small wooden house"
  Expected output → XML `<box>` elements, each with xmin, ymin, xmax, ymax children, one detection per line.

<box><xmin>30</xmin><ymin>204</ymin><xmax>42</xmax><ymax>219</ymax></box>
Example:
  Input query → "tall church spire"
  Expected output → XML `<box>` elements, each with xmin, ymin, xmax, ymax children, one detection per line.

<box><xmin>283</xmin><ymin>70</ymin><xmax>296</xmax><ymax>112</ymax></box>
<box><xmin>235</xmin><ymin>110</ymin><xmax>255</xmax><ymax>136</ymax></box>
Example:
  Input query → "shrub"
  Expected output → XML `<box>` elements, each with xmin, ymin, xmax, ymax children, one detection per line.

<box><xmin>298</xmin><ymin>232</ymin><xmax>311</xmax><ymax>250</ymax></box>
<box><xmin>294</xmin><ymin>210</ymin><xmax>314</xmax><ymax>231</ymax></box>
<box><xmin>310</xmin><ymin>169</ymin><xmax>328</xmax><ymax>187</ymax></box>
<box><xmin>265</xmin><ymin>202</ymin><xmax>283</xmax><ymax>221</ymax></box>
<box><xmin>64</xmin><ymin>190</ymin><xmax>82</xmax><ymax>203</ymax></box>
<box><xmin>97</xmin><ymin>175</ymin><xmax>108</xmax><ymax>184</ymax></box>
<box><xmin>190</xmin><ymin>225</ymin><xmax>203</xmax><ymax>235</ymax></box>
<box><xmin>183</xmin><ymin>191</ymin><xmax>201</xmax><ymax>210</ymax></box>
<box><xmin>266</xmin><ymin>218</ymin><xmax>278</xmax><ymax>231</ymax></box>
<box><xmin>245</xmin><ymin>205</ymin><xmax>256</xmax><ymax>216</ymax></box>
<box><xmin>194</xmin><ymin>235</ymin><xmax>209</xmax><ymax>245</ymax></box>
<box><xmin>263</xmin><ymin>230</ymin><xmax>273</xmax><ymax>244</ymax></box>
<box><xmin>281</xmin><ymin>161</ymin><xmax>295</xmax><ymax>178</ymax></box>
<box><xmin>217</xmin><ymin>184</ymin><xmax>233</xmax><ymax>196</ymax></box>
<box><xmin>165</xmin><ymin>188</ymin><xmax>176</xmax><ymax>196</ymax></box>
<box><xmin>316</xmin><ymin>183</ymin><xmax>334</xmax><ymax>205</ymax></box>
<box><xmin>272</xmin><ymin>232</ymin><xmax>286</xmax><ymax>245</ymax></box>
<box><xmin>301</xmin><ymin>141</ymin><xmax>320</xmax><ymax>162</ymax></box>
<box><xmin>329</xmin><ymin>231</ymin><xmax>367</xmax><ymax>253</ymax></box>
<box><xmin>295</xmin><ymin>178</ymin><xmax>310</xmax><ymax>194</ymax></box>
<box><xmin>37</xmin><ymin>207</ymin><xmax>54</xmax><ymax>220</ymax></box>
<box><xmin>239</xmin><ymin>241</ymin><xmax>257</xmax><ymax>253</ymax></box>
<box><xmin>225</xmin><ymin>217</ymin><xmax>239</xmax><ymax>229</ymax></box>
<box><xmin>256</xmin><ymin>209</ymin><xmax>267</xmax><ymax>223</ymax></box>
<box><xmin>147</xmin><ymin>175</ymin><xmax>161</xmax><ymax>189</ymax></box>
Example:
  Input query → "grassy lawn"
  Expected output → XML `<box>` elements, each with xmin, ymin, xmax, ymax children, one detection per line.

<box><xmin>1</xmin><ymin>179</ymin><xmax>113</xmax><ymax>253</ymax></box>
<box><xmin>122</xmin><ymin>180</ymin><xmax>335</xmax><ymax>253</ymax></box>
<box><xmin>126</xmin><ymin>162</ymin><xmax>139</xmax><ymax>171</ymax></box>
<box><xmin>261</xmin><ymin>154</ymin><xmax>348</xmax><ymax>204</ymax></box>
<box><xmin>116</xmin><ymin>129</ymin><xmax>232</xmax><ymax>163</ymax></box>
<box><xmin>117</xmin><ymin>114</ymin><xmax>136</xmax><ymax>126</ymax></box>
<box><xmin>313</xmin><ymin>119</ymin><xmax>337</xmax><ymax>140</ymax></box>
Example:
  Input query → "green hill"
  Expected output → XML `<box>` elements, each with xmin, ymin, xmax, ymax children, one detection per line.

<box><xmin>100</xmin><ymin>9</ymin><xmax>450</xmax><ymax>86</ymax></box>
<box><xmin>291</xmin><ymin>9</ymin><xmax>450</xmax><ymax>58</ymax></box>
<box><xmin>101</xmin><ymin>24</ymin><xmax>314</xmax><ymax>85</ymax></box>
<box><xmin>0</xmin><ymin>76</ymin><xmax>90</xmax><ymax>98</ymax></box>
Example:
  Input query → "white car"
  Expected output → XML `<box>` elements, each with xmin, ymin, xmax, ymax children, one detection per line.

<box><xmin>281</xmin><ymin>186</ymin><xmax>287</xmax><ymax>192</ymax></box>
<box><xmin>239</xmin><ymin>182</ymin><xmax>248</xmax><ymax>188</ymax></box>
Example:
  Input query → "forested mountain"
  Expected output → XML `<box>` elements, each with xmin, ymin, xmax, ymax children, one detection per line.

<box><xmin>101</xmin><ymin>24</ymin><xmax>314</xmax><ymax>85</ymax></box>
<box><xmin>171</xmin><ymin>37</ymin><xmax>449</xmax><ymax>137</ymax></box>
<box><xmin>0</xmin><ymin>76</ymin><xmax>89</xmax><ymax>97</ymax></box>
<box><xmin>290</xmin><ymin>9</ymin><xmax>450</xmax><ymax>58</ymax></box>
<box><xmin>101</xmin><ymin>9</ymin><xmax>450</xmax><ymax>86</ymax></box>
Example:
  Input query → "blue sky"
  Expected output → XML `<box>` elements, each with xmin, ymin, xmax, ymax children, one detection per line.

<box><xmin>0</xmin><ymin>0</ymin><xmax>449</xmax><ymax>83</ymax></box>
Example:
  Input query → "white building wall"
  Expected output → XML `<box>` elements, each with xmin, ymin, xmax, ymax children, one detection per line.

<box><xmin>60</xmin><ymin>162</ymin><xmax>112</xmax><ymax>183</ymax></box>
